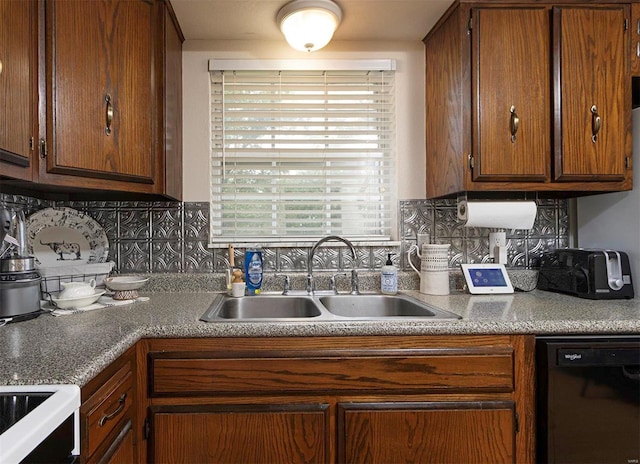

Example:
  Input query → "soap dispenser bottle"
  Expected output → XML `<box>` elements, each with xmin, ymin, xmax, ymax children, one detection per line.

<box><xmin>381</xmin><ymin>253</ymin><xmax>398</xmax><ymax>295</ymax></box>
<box><xmin>244</xmin><ymin>246</ymin><xmax>263</xmax><ymax>295</ymax></box>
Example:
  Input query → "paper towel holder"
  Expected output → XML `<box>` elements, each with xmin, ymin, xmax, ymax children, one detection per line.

<box><xmin>456</xmin><ymin>192</ymin><xmax>538</xmax><ymax>230</ymax></box>
<box><xmin>456</xmin><ymin>192</ymin><xmax>467</xmax><ymax>222</ymax></box>
<box><xmin>456</xmin><ymin>193</ymin><xmax>539</xmax><ymax>265</ymax></box>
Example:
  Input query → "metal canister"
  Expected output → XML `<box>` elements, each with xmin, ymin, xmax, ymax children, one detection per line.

<box><xmin>0</xmin><ymin>269</ymin><xmax>42</xmax><ymax>318</ymax></box>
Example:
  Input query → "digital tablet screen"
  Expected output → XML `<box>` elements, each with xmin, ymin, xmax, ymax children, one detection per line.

<box><xmin>467</xmin><ymin>268</ymin><xmax>508</xmax><ymax>287</ymax></box>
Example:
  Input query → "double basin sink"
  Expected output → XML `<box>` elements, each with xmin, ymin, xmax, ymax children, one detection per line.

<box><xmin>200</xmin><ymin>293</ymin><xmax>461</xmax><ymax>322</ymax></box>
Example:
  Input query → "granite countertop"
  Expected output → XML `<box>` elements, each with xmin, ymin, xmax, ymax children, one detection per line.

<box><xmin>1</xmin><ymin>284</ymin><xmax>639</xmax><ymax>387</ymax></box>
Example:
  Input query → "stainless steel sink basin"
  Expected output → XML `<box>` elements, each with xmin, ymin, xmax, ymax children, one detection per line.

<box><xmin>201</xmin><ymin>295</ymin><xmax>323</xmax><ymax>320</ymax></box>
<box><xmin>318</xmin><ymin>294</ymin><xmax>461</xmax><ymax>319</ymax></box>
<box><xmin>200</xmin><ymin>293</ymin><xmax>461</xmax><ymax>322</ymax></box>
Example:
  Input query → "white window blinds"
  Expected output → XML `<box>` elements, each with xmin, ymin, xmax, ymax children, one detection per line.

<box><xmin>209</xmin><ymin>65</ymin><xmax>395</xmax><ymax>243</ymax></box>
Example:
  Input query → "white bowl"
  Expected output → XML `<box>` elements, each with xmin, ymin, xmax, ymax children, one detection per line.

<box><xmin>104</xmin><ymin>276</ymin><xmax>149</xmax><ymax>291</ymax></box>
<box><xmin>51</xmin><ymin>290</ymin><xmax>106</xmax><ymax>309</ymax></box>
<box><xmin>58</xmin><ymin>280</ymin><xmax>96</xmax><ymax>299</ymax></box>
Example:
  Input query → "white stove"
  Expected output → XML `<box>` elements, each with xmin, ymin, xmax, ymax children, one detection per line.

<box><xmin>0</xmin><ymin>384</ymin><xmax>80</xmax><ymax>463</ymax></box>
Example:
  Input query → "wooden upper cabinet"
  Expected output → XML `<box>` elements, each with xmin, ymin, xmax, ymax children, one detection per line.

<box><xmin>472</xmin><ymin>7</ymin><xmax>550</xmax><ymax>183</ymax></box>
<box><xmin>0</xmin><ymin>0</ymin><xmax>36</xmax><ymax>181</ymax></box>
<box><xmin>0</xmin><ymin>0</ymin><xmax>183</xmax><ymax>198</ymax></box>
<box><xmin>554</xmin><ymin>6</ymin><xmax>629</xmax><ymax>182</ymax></box>
<box><xmin>44</xmin><ymin>0</ymin><xmax>157</xmax><ymax>186</ymax></box>
<box><xmin>424</xmin><ymin>2</ymin><xmax>632</xmax><ymax>199</ymax></box>
<box><xmin>631</xmin><ymin>3</ymin><xmax>640</xmax><ymax>76</ymax></box>
<box><xmin>162</xmin><ymin>1</ymin><xmax>184</xmax><ymax>201</ymax></box>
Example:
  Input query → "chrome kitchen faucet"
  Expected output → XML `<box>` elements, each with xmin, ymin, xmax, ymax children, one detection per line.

<box><xmin>307</xmin><ymin>236</ymin><xmax>360</xmax><ymax>295</ymax></box>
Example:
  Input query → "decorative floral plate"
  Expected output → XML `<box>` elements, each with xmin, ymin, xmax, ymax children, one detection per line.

<box><xmin>26</xmin><ymin>207</ymin><xmax>109</xmax><ymax>267</ymax></box>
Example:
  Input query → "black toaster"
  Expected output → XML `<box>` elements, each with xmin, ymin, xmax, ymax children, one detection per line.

<box><xmin>537</xmin><ymin>248</ymin><xmax>634</xmax><ymax>299</ymax></box>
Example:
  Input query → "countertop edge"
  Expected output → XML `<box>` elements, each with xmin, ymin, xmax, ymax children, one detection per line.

<box><xmin>1</xmin><ymin>289</ymin><xmax>639</xmax><ymax>387</ymax></box>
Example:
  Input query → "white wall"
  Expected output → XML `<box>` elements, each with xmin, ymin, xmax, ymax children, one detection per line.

<box><xmin>577</xmin><ymin>109</ymin><xmax>640</xmax><ymax>287</ymax></box>
<box><xmin>182</xmin><ymin>39</ymin><xmax>426</xmax><ymax>203</ymax></box>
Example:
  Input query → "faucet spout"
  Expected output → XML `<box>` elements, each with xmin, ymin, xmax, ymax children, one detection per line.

<box><xmin>307</xmin><ymin>235</ymin><xmax>359</xmax><ymax>295</ymax></box>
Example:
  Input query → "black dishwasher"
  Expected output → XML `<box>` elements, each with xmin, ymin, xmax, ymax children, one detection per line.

<box><xmin>536</xmin><ymin>336</ymin><xmax>640</xmax><ymax>464</ymax></box>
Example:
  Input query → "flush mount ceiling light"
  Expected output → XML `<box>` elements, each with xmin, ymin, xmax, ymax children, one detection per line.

<box><xmin>277</xmin><ymin>0</ymin><xmax>343</xmax><ymax>52</ymax></box>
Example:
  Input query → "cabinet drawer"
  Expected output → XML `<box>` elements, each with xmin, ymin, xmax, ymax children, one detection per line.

<box><xmin>82</xmin><ymin>362</ymin><xmax>134</xmax><ymax>457</ymax></box>
<box><xmin>150</xmin><ymin>349</ymin><xmax>514</xmax><ymax>396</ymax></box>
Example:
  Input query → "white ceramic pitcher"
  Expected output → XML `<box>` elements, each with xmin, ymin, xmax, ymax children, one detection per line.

<box><xmin>408</xmin><ymin>243</ymin><xmax>450</xmax><ymax>295</ymax></box>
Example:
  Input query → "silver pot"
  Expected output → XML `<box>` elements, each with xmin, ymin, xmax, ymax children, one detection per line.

<box><xmin>0</xmin><ymin>257</ymin><xmax>36</xmax><ymax>273</ymax></box>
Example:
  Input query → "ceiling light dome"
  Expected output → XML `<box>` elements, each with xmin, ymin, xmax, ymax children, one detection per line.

<box><xmin>277</xmin><ymin>0</ymin><xmax>342</xmax><ymax>52</ymax></box>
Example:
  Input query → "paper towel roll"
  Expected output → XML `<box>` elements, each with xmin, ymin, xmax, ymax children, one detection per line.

<box><xmin>457</xmin><ymin>201</ymin><xmax>537</xmax><ymax>229</ymax></box>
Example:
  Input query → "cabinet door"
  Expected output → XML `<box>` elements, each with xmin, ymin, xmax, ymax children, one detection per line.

<box><xmin>0</xmin><ymin>0</ymin><xmax>36</xmax><ymax>181</ymax></box>
<box><xmin>632</xmin><ymin>4</ymin><xmax>640</xmax><ymax>76</ymax></box>
<box><xmin>45</xmin><ymin>0</ymin><xmax>157</xmax><ymax>184</ymax></box>
<box><xmin>86</xmin><ymin>421</ymin><xmax>134</xmax><ymax>464</ymax></box>
<box><xmin>149</xmin><ymin>404</ymin><xmax>329</xmax><ymax>464</ymax></box>
<box><xmin>554</xmin><ymin>6</ymin><xmax>630</xmax><ymax>181</ymax></box>
<box><xmin>472</xmin><ymin>7</ymin><xmax>550</xmax><ymax>183</ymax></box>
<box><xmin>103</xmin><ymin>425</ymin><xmax>134</xmax><ymax>464</ymax></box>
<box><xmin>339</xmin><ymin>402</ymin><xmax>515</xmax><ymax>464</ymax></box>
<box><xmin>162</xmin><ymin>3</ymin><xmax>183</xmax><ymax>200</ymax></box>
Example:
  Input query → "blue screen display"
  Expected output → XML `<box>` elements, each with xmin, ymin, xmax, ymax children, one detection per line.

<box><xmin>469</xmin><ymin>268</ymin><xmax>508</xmax><ymax>287</ymax></box>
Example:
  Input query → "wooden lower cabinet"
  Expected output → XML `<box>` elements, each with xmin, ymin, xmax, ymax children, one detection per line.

<box><xmin>81</xmin><ymin>345</ymin><xmax>137</xmax><ymax>463</ymax></box>
<box><xmin>149</xmin><ymin>404</ymin><xmax>329</xmax><ymax>463</ymax></box>
<box><xmin>147</xmin><ymin>400</ymin><xmax>516</xmax><ymax>464</ymax></box>
<box><xmin>339</xmin><ymin>402</ymin><xmax>515</xmax><ymax>464</ymax></box>
<box><xmin>143</xmin><ymin>335</ymin><xmax>535</xmax><ymax>464</ymax></box>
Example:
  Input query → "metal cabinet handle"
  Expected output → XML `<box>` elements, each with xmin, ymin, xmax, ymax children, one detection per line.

<box><xmin>0</xmin><ymin>59</ymin><xmax>3</xmax><ymax>76</ymax></box>
<box><xmin>637</xmin><ymin>42</ymin><xmax>640</xmax><ymax>58</ymax></box>
<box><xmin>105</xmin><ymin>94</ymin><xmax>113</xmax><ymax>136</ymax></box>
<box><xmin>510</xmin><ymin>105</ymin><xmax>519</xmax><ymax>143</ymax></box>
<box><xmin>39</xmin><ymin>138</ymin><xmax>47</xmax><ymax>159</ymax></box>
<box><xmin>591</xmin><ymin>105</ymin><xmax>601</xmax><ymax>143</ymax></box>
<box><xmin>98</xmin><ymin>392</ymin><xmax>126</xmax><ymax>427</ymax></box>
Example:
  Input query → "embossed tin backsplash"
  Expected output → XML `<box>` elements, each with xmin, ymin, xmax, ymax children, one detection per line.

<box><xmin>0</xmin><ymin>194</ymin><xmax>568</xmax><ymax>273</ymax></box>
